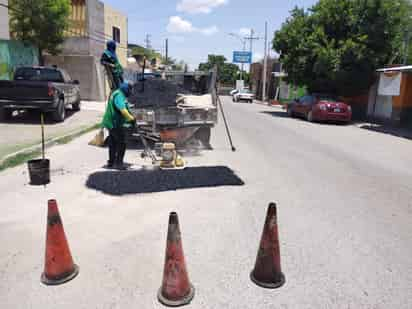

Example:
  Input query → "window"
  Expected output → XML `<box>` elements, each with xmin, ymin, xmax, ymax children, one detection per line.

<box><xmin>61</xmin><ymin>70</ymin><xmax>71</xmax><ymax>82</ymax></box>
<box><xmin>14</xmin><ymin>68</ymin><xmax>64</xmax><ymax>83</ymax></box>
<box><xmin>112</xmin><ymin>27</ymin><xmax>121</xmax><ymax>43</ymax></box>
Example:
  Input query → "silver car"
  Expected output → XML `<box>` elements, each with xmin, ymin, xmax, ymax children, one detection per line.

<box><xmin>232</xmin><ymin>89</ymin><xmax>255</xmax><ymax>103</ymax></box>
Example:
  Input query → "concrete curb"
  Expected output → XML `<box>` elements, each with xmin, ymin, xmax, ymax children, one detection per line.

<box><xmin>0</xmin><ymin>124</ymin><xmax>100</xmax><ymax>166</ymax></box>
<box><xmin>254</xmin><ymin>101</ymin><xmax>284</xmax><ymax>108</ymax></box>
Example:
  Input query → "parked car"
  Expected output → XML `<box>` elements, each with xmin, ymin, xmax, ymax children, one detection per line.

<box><xmin>0</xmin><ymin>66</ymin><xmax>81</xmax><ymax>122</ymax></box>
<box><xmin>233</xmin><ymin>89</ymin><xmax>255</xmax><ymax>103</ymax></box>
<box><xmin>230</xmin><ymin>89</ymin><xmax>239</xmax><ymax>96</ymax></box>
<box><xmin>287</xmin><ymin>94</ymin><xmax>352</xmax><ymax>123</ymax></box>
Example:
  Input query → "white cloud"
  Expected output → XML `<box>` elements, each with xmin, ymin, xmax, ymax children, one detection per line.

<box><xmin>239</xmin><ymin>28</ymin><xmax>251</xmax><ymax>36</ymax></box>
<box><xmin>200</xmin><ymin>26</ymin><xmax>219</xmax><ymax>36</ymax></box>
<box><xmin>177</xmin><ymin>0</ymin><xmax>228</xmax><ymax>14</ymax></box>
<box><xmin>167</xmin><ymin>16</ymin><xmax>219</xmax><ymax>36</ymax></box>
<box><xmin>170</xmin><ymin>35</ymin><xmax>185</xmax><ymax>43</ymax></box>
<box><xmin>253</xmin><ymin>52</ymin><xmax>263</xmax><ymax>62</ymax></box>
<box><xmin>167</xmin><ymin>16</ymin><xmax>194</xmax><ymax>33</ymax></box>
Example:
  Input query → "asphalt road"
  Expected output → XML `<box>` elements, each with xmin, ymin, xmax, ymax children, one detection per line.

<box><xmin>0</xmin><ymin>96</ymin><xmax>412</xmax><ymax>308</ymax></box>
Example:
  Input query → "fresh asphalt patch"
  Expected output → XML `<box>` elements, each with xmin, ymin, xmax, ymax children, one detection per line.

<box><xmin>85</xmin><ymin>166</ymin><xmax>244</xmax><ymax>195</ymax></box>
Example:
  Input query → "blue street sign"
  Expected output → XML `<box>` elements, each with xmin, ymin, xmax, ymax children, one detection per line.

<box><xmin>233</xmin><ymin>51</ymin><xmax>252</xmax><ymax>64</ymax></box>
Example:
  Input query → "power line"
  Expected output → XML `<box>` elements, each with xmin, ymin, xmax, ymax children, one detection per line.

<box><xmin>0</xmin><ymin>2</ymin><xmax>128</xmax><ymax>50</ymax></box>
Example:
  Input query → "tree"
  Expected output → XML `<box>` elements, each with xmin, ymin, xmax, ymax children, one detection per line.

<box><xmin>130</xmin><ymin>44</ymin><xmax>162</xmax><ymax>62</ymax></box>
<box><xmin>236</xmin><ymin>71</ymin><xmax>250</xmax><ymax>85</ymax></box>
<box><xmin>199</xmin><ymin>54</ymin><xmax>239</xmax><ymax>84</ymax></box>
<box><xmin>273</xmin><ymin>0</ymin><xmax>412</xmax><ymax>96</ymax></box>
<box><xmin>9</xmin><ymin>0</ymin><xmax>71</xmax><ymax>65</ymax></box>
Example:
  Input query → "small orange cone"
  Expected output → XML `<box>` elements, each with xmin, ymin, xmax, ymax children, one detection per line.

<box><xmin>250</xmin><ymin>203</ymin><xmax>285</xmax><ymax>289</ymax></box>
<box><xmin>41</xmin><ymin>199</ymin><xmax>79</xmax><ymax>285</ymax></box>
<box><xmin>158</xmin><ymin>212</ymin><xmax>195</xmax><ymax>306</ymax></box>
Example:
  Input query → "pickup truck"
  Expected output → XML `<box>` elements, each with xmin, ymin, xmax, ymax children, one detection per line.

<box><xmin>0</xmin><ymin>66</ymin><xmax>81</xmax><ymax>122</ymax></box>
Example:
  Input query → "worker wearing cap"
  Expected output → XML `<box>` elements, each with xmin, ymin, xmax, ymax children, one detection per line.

<box><xmin>101</xmin><ymin>82</ymin><xmax>135</xmax><ymax>170</ymax></box>
<box><xmin>101</xmin><ymin>40</ymin><xmax>124</xmax><ymax>90</ymax></box>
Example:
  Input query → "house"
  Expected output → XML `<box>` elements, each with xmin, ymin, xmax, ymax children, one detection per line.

<box><xmin>0</xmin><ymin>1</ymin><xmax>39</xmax><ymax>80</ymax></box>
<box><xmin>367</xmin><ymin>66</ymin><xmax>412</xmax><ymax>125</ymax></box>
<box><xmin>44</xmin><ymin>0</ymin><xmax>128</xmax><ymax>101</ymax></box>
<box><xmin>250</xmin><ymin>58</ymin><xmax>280</xmax><ymax>100</ymax></box>
<box><xmin>0</xmin><ymin>0</ymin><xmax>10</xmax><ymax>40</ymax></box>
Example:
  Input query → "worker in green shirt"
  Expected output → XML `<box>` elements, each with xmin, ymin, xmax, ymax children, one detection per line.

<box><xmin>101</xmin><ymin>40</ymin><xmax>124</xmax><ymax>90</ymax></box>
<box><xmin>102</xmin><ymin>82</ymin><xmax>135</xmax><ymax>170</ymax></box>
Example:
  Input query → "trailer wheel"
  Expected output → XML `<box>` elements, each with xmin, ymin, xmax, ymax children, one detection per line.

<box><xmin>195</xmin><ymin>127</ymin><xmax>212</xmax><ymax>149</ymax></box>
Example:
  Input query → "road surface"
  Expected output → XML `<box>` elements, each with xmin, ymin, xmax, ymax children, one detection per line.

<box><xmin>0</xmin><ymin>97</ymin><xmax>411</xmax><ymax>308</ymax></box>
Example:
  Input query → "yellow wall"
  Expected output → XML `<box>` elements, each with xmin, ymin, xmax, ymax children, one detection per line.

<box><xmin>104</xmin><ymin>5</ymin><xmax>128</xmax><ymax>68</ymax></box>
<box><xmin>67</xmin><ymin>0</ymin><xmax>87</xmax><ymax>37</ymax></box>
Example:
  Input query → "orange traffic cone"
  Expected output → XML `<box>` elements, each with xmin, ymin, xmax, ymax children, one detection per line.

<box><xmin>41</xmin><ymin>199</ymin><xmax>79</xmax><ymax>285</ymax></box>
<box><xmin>158</xmin><ymin>212</ymin><xmax>195</xmax><ymax>306</ymax></box>
<box><xmin>250</xmin><ymin>203</ymin><xmax>285</xmax><ymax>289</ymax></box>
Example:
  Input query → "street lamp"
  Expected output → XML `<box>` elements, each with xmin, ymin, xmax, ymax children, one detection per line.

<box><xmin>228</xmin><ymin>33</ymin><xmax>247</xmax><ymax>81</ymax></box>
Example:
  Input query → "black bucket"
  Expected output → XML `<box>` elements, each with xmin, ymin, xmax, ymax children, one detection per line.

<box><xmin>27</xmin><ymin>159</ymin><xmax>50</xmax><ymax>185</ymax></box>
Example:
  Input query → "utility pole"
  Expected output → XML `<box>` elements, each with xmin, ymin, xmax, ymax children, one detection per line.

<box><xmin>241</xmin><ymin>40</ymin><xmax>246</xmax><ymax>81</ymax></box>
<box><xmin>165</xmin><ymin>38</ymin><xmax>169</xmax><ymax>67</ymax></box>
<box><xmin>244</xmin><ymin>29</ymin><xmax>260</xmax><ymax>73</ymax></box>
<box><xmin>228</xmin><ymin>32</ymin><xmax>247</xmax><ymax>82</ymax></box>
<box><xmin>244</xmin><ymin>29</ymin><xmax>260</xmax><ymax>57</ymax></box>
<box><xmin>262</xmin><ymin>22</ymin><xmax>268</xmax><ymax>102</ymax></box>
<box><xmin>144</xmin><ymin>34</ymin><xmax>152</xmax><ymax>50</ymax></box>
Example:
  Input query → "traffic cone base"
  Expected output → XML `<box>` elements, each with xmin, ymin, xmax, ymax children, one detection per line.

<box><xmin>157</xmin><ymin>284</ymin><xmax>195</xmax><ymax>307</ymax></box>
<box><xmin>250</xmin><ymin>270</ymin><xmax>285</xmax><ymax>289</ymax></box>
<box><xmin>41</xmin><ymin>264</ymin><xmax>79</xmax><ymax>286</ymax></box>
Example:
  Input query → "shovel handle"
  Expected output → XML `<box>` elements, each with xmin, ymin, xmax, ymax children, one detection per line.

<box><xmin>41</xmin><ymin>113</ymin><xmax>45</xmax><ymax>160</ymax></box>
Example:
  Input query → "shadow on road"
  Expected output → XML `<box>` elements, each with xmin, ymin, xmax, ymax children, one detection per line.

<box><xmin>260</xmin><ymin>111</ymin><xmax>290</xmax><ymax>118</ymax></box>
<box><xmin>360</xmin><ymin>124</ymin><xmax>412</xmax><ymax>141</ymax></box>
<box><xmin>0</xmin><ymin>109</ymin><xmax>78</xmax><ymax>125</ymax></box>
<box><xmin>86</xmin><ymin>166</ymin><xmax>244</xmax><ymax>195</ymax></box>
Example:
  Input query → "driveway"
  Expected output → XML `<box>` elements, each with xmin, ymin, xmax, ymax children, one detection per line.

<box><xmin>0</xmin><ymin>101</ymin><xmax>104</xmax><ymax>160</ymax></box>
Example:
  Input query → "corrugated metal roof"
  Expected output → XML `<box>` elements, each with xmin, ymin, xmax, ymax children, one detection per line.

<box><xmin>376</xmin><ymin>65</ymin><xmax>412</xmax><ymax>72</ymax></box>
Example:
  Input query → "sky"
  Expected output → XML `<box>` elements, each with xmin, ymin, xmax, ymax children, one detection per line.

<box><xmin>102</xmin><ymin>0</ymin><xmax>318</xmax><ymax>70</ymax></box>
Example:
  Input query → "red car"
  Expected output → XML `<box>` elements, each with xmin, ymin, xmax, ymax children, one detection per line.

<box><xmin>287</xmin><ymin>94</ymin><xmax>352</xmax><ymax>123</ymax></box>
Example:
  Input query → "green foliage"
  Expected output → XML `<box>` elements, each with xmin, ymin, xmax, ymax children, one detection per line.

<box><xmin>130</xmin><ymin>45</ymin><xmax>162</xmax><ymax>61</ymax></box>
<box><xmin>199</xmin><ymin>54</ymin><xmax>239</xmax><ymax>84</ymax></box>
<box><xmin>273</xmin><ymin>0</ymin><xmax>412</xmax><ymax>96</ymax></box>
<box><xmin>129</xmin><ymin>44</ymin><xmax>188</xmax><ymax>70</ymax></box>
<box><xmin>236</xmin><ymin>71</ymin><xmax>250</xmax><ymax>85</ymax></box>
<box><xmin>9</xmin><ymin>0</ymin><xmax>71</xmax><ymax>63</ymax></box>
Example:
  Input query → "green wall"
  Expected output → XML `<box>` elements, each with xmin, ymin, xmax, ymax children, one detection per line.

<box><xmin>0</xmin><ymin>40</ymin><xmax>39</xmax><ymax>80</ymax></box>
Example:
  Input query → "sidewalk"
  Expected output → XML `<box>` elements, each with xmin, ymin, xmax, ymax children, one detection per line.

<box><xmin>253</xmin><ymin>99</ymin><xmax>284</xmax><ymax>108</ymax></box>
<box><xmin>0</xmin><ymin>101</ymin><xmax>104</xmax><ymax>161</ymax></box>
<box><xmin>354</xmin><ymin>122</ymin><xmax>412</xmax><ymax>141</ymax></box>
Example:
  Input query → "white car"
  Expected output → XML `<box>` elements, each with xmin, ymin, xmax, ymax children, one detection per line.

<box><xmin>230</xmin><ymin>89</ymin><xmax>239</xmax><ymax>96</ymax></box>
<box><xmin>233</xmin><ymin>89</ymin><xmax>255</xmax><ymax>103</ymax></box>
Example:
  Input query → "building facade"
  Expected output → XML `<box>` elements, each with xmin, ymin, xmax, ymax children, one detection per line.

<box><xmin>0</xmin><ymin>0</ymin><xmax>10</xmax><ymax>40</ymax></box>
<box><xmin>44</xmin><ymin>0</ymin><xmax>127</xmax><ymax>101</ymax></box>
<box><xmin>103</xmin><ymin>5</ymin><xmax>128</xmax><ymax>96</ymax></box>
<box><xmin>366</xmin><ymin>67</ymin><xmax>412</xmax><ymax>125</ymax></box>
<box><xmin>250</xmin><ymin>58</ymin><xmax>280</xmax><ymax>100</ymax></box>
